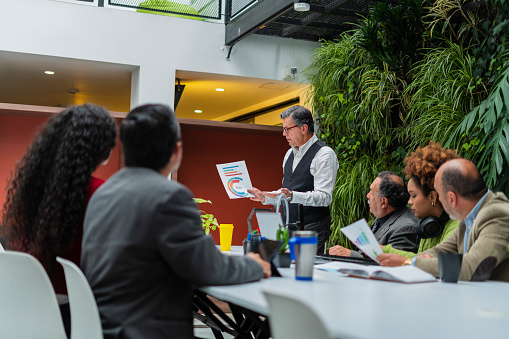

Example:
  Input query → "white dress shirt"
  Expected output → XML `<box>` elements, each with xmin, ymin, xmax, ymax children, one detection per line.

<box><xmin>265</xmin><ymin>134</ymin><xmax>339</xmax><ymax>207</ymax></box>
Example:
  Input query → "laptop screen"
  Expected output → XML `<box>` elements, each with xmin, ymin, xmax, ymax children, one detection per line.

<box><xmin>255</xmin><ymin>212</ymin><xmax>284</xmax><ymax>240</ymax></box>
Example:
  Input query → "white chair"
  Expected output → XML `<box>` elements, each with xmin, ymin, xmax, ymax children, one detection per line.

<box><xmin>57</xmin><ymin>257</ymin><xmax>103</xmax><ymax>339</ymax></box>
<box><xmin>263</xmin><ymin>289</ymin><xmax>333</xmax><ymax>339</ymax></box>
<box><xmin>0</xmin><ymin>251</ymin><xmax>67</xmax><ymax>338</ymax></box>
<box><xmin>0</xmin><ymin>242</ymin><xmax>4</xmax><ymax>251</ymax></box>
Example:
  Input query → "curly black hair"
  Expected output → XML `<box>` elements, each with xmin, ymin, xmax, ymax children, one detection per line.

<box><xmin>1</xmin><ymin>104</ymin><xmax>117</xmax><ymax>268</ymax></box>
<box><xmin>377</xmin><ymin>171</ymin><xmax>409</xmax><ymax>209</ymax></box>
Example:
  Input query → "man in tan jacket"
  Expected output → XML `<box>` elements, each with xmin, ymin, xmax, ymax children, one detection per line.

<box><xmin>412</xmin><ymin>158</ymin><xmax>509</xmax><ymax>281</ymax></box>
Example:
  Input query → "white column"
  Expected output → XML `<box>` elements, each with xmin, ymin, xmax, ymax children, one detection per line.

<box><xmin>130</xmin><ymin>64</ymin><xmax>175</xmax><ymax>110</ymax></box>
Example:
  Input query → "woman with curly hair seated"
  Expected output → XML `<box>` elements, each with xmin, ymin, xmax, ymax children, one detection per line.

<box><xmin>0</xmin><ymin>104</ymin><xmax>117</xmax><ymax>293</ymax></box>
<box><xmin>378</xmin><ymin>142</ymin><xmax>460</xmax><ymax>266</ymax></box>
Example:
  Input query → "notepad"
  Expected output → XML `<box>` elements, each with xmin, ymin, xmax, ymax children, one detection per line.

<box><xmin>316</xmin><ymin>262</ymin><xmax>437</xmax><ymax>283</ymax></box>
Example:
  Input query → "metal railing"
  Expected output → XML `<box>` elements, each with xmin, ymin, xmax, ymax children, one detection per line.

<box><xmin>108</xmin><ymin>0</ymin><xmax>222</xmax><ymax>20</ymax></box>
<box><xmin>64</xmin><ymin>0</ymin><xmax>265</xmax><ymax>23</ymax></box>
<box><xmin>63</xmin><ymin>0</ymin><xmax>222</xmax><ymax>20</ymax></box>
<box><xmin>225</xmin><ymin>0</ymin><xmax>257</xmax><ymax>22</ymax></box>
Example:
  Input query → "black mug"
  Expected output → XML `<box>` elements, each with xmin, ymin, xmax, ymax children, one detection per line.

<box><xmin>438</xmin><ymin>252</ymin><xmax>463</xmax><ymax>283</ymax></box>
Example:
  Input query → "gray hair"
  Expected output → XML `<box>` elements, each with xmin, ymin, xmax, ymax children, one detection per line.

<box><xmin>377</xmin><ymin>171</ymin><xmax>409</xmax><ymax>209</ymax></box>
<box><xmin>280</xmin><ymin>105</ymin><xmax>315</xmax><ymax>134</ymax></box>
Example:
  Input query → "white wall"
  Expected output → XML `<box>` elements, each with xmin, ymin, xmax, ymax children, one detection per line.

<box><xmin>0</xmin><ymin>0</ymin><xmax>318</xmax><ymax>109</ymax></box>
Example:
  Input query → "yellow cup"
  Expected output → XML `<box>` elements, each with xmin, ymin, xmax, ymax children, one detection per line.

<box><xmin>219</xmin><ymin>224</ymin><xmax>234</xmax><ymax>251</ymax></box>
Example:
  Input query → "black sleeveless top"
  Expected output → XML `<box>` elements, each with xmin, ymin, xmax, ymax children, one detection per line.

<box><xmin>282</xmin><ymin>140</ymin><xmax>330</xmax><ymax>225</ymax></box>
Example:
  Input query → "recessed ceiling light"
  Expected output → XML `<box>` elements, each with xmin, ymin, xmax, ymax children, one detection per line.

<box><xmin>44</xmin><ymin>71</ymin><xmax>55</xmax><ymax>75</ymax></box>
<box><xmin>194</xmin><ymin>110</ymin><xmax>203</xmax><ymax>113</ymax></box>
<box><xmin>215</xmin><ymin>88</ymin><xmax>225</xmax><ymax>92</ymax></box>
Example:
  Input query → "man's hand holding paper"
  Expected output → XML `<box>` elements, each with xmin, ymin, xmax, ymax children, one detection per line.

<box><xmin>340</xmin><ymin>219</ymin><xmax>383</xmax><ymax>262</ymax></box>
<box><xmin>216</xmin><ymin>160</ymin><xmax>255</xmax><ymax>199</ymax></box>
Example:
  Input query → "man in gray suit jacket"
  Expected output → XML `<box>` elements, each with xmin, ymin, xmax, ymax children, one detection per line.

<box><xmin>329</xmin><ymin>171</ymin><xmax>418</xmax><ymax>257</ymax></box>
<box><xmin>81</xmin><ymin>104</ymin><xmax>270</xmax><ymax>339</ymax></box>
<box><xmin>408</xmin><ymin>159</ymin><xmax>509</xmax><ymax>281</ymax></box>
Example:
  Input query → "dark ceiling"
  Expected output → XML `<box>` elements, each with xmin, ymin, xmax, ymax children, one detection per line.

<box><xmin>225</xmin><ymin>0</ymin><xmax>375</xmax><ymax>46</ymax></box>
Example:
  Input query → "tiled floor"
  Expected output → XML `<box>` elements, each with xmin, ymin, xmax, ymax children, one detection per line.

<box><xmin>193</xmin><ymin>319</ymin><xmax>234</xmax><ymax>339</ymax></box>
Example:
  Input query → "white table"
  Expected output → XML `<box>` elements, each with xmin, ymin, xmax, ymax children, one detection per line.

<box><xmin>200</xmin><ymin>268</ymin><xmax>509</xmax><ymax>339</ymax></box>
<box><xmin>216</xmin><ymin>245</ymin><xmax>244</xmax><ymax>256</ymax></box>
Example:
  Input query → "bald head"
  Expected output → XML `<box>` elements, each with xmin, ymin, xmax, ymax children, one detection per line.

<box><xmin>435</xmin><ymin>159</ymin><xmax>487</xmax><ymax>201</ymax></box>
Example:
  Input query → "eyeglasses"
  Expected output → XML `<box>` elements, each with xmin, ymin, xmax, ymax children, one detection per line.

<box><xmin>283</xmin><ymin>125</ymin><xmax>299</xmax><ymax>133</ymax></box>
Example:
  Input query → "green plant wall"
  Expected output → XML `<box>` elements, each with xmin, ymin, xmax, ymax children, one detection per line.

<box><xmin>307</xmin><ymin>0</ymin><xmax>509</xmax><ymax>249</ymax></box>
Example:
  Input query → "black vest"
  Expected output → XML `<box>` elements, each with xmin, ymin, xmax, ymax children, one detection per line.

<box><xmin>282</xmin><ymin>140</ymin><xmax>330</xmax><ymax>225</ymax></box>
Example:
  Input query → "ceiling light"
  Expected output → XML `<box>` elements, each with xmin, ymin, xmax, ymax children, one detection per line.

<box><xmin>215</xmin><ymin>88</ymin><xmax>225</xmax><ymax>92</ymax></box>
<box><xmin>294</xmin><ymin>1</ymin><xmax>310</xmax><ymax>11</ymax></box>
<box><xmin>44</xmin><ymin>71</ymin><xmax>55</xmax><ymax>75</ymax></box>
<box><xmin>194</xmin><ymin>110</ymin><xmax>203</xmax><ymax>113</ymax></box>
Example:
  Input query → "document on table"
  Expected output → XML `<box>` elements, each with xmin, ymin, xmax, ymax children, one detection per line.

<box><xmin>340</xmin><ymin>219</ymin><xmax>382</xmax><ymax>262</ymax></box>
<box><xmin>316</xmin><ymin>262</ymin><xmax>437</xmax><ymax>283</ymax></box>
<box><xmin>216</xmin><ymin>160</ymin><xmax>254</xmax><ymax>199</ymax></box>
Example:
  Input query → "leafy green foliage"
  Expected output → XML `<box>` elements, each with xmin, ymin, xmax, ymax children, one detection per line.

<box><xmin>402</xmin><ymin>42</ymin><xmax>487</xmax><ymax>150</ymax></box>
<box><xmin>306</xmin><ymin>0</ymin><xmax>436</xmax><ymax>248</ymax></box>
<box><xmin>426</xmin><ymin>0</ymin><xmax>485</xmax><ymax>41</ymax></box>
<box><xmin>447</xmin><ymin>51</ymin><xmax>509</xmax><ymax>193</ymax></box>
<box><xmin>276</xmin><ymin>226</ymin><xmax>289</xmax><ymax>253</ymax></box>
<box><xmin>357</xmin><ymin>63</ymin><xmax>407</xmax><ymax>150</ymax></box>
<box><xmin>356</xmin><ymin>0</ymin><xmax>429</xmax><ymax>76</ymax></box>
<box><xmin>307</xmin><ymin>0</ymin><xmax>509</xmax><ymax>250</ymax></box>
<box><xmin>425</xmin><ymin>0</ymin><xmax>508</xmax><ymax>82</ymax></box>
<box><xmin>193</xmin><ymin>198</ymin><xmax>219</xmax><ymax>235</ymax></box>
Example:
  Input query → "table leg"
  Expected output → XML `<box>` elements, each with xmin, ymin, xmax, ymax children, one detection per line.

<box><xmin>193</xmin><ymin>289</ymin><xmax>257</xmax><ymax>339</ymax></box>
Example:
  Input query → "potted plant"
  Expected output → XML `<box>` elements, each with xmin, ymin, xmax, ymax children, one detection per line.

<box><xmin>194</xmin><ymin>198</ymin><xmax>219</xmax><ymax>235</ymax></box>
<box><xmin>273</xmin><ymin>225</ymin><xmax>292</xmax><ymax>267</ymax></box>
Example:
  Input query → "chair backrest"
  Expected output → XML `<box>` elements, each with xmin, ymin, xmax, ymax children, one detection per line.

<box><xmin>0</xmin><ymin>251</ymin><xmax>67</xmax><ymax>338</ymax></box>
<box><xmin>263</xmin><ymin>289</ymin><xmax>332</xmax><ymax>339</ymax></box>
<box><xmin>57</xmin><ymin>257</ymin><xmax>103</xmax><ymax>339</ymax></box>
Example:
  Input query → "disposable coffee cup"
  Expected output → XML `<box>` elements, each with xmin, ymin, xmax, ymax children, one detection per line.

<box><xmin>219</xmin><ymin>224</ymin><xmax>234</xmax><ymax>251</ymax></box>
<box><xmin>289</xmin><ymin>230</ymin><xmax>317</xmax><ymax>281</ymax></box>
<box><xmin>439</xmin><ymin>252</ymin><xmax>462</xmax><ymax>283</ymax></box>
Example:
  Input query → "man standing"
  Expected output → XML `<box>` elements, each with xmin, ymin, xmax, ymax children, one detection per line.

<box><xmin>248</xmin><ymin>105</ymin><xmax>339</xmax><ymax>254</ymax></box>
<box><xmin>329</xmin><ymin>172</ymin><xmax>418</xmax><ymax>258</ymax></box>
<box><xmin>81</xmin><ymin>104</ymin><xmax>270</xmax><ymax>339</ymax></box>
<box><xmin>398</xmin><ymin>159</ymin><xmax>509</xmax><ymax>281</ymax></box>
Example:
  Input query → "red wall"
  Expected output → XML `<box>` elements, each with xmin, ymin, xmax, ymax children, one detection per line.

<box><xmin>0</xmin><ymin>108</ymin><xmax>289</xmax><ymax>248</ymax></box>
<box><xmin>178</xmin><ymin>123</ymin><xmax>289</xmax><ymax>246</ymax></box>
<box><xmin>0</xmin><ymin>114</ymin><xmax>121</xmax><ymax>210</ymax></box>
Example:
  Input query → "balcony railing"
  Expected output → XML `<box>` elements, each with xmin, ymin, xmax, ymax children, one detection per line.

<box><xmin>63</xmin><ymin>0</ymin><xmax>222</xmax><ymax>20</ymax></box>
<box><xmin>109</xmin><ymin>0</ymin><xmax>222</xmax><ymax>20</ymax></box>
<box><xmin>225</xmin><ymin>0</ymin><xmax>257</xmax><ymax>22</ymax></box>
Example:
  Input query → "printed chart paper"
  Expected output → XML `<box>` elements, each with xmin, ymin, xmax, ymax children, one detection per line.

<box><xmin>341</xmin><ymin>219</ymin><xmax>382</xmax><ymax>262</ymax></box>
<box><xmin>216</xmin><ymin>161</ymin><xmax>254</xmax><ymax>199</ymax></box>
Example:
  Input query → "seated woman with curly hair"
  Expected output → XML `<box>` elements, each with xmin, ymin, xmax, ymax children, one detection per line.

<box><xmin>0</xmin><ymin>104</ymin><xmax>117</xmax><ymax>293</ymax></box>
<box><xmin>377</xmin><ymin>142</ymin><xmax>460</xmax><ymax>266</ymax></box>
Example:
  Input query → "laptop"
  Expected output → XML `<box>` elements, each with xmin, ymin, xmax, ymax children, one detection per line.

<box><xmin>315</xmin><ymin>254</ymin><xmax>379</xmax><ymax>266</ymax></box>
<box><xmin>255</xmin><ymin>212</ymin><xmax>284</xmax><ymax>240</ymax></box>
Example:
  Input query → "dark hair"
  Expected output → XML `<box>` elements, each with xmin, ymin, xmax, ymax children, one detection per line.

<box><xmin>441</xmin><ymin>165</ymin><xmax>487</xmax><ymax>201</ymax></box>
<box><xmin>120</xmin><ymin>104</ymin><xmax>180</xmax><ymax>171</ymax></box>
<box><xmin>1</xmin><ymin>104</ymin><xmax>117</xmax><ymax>267</ymax></box>
<box><xmin>279</xmin><ymin>105</ymin><xmax>315</xmax><ymax>134</ymax></box>
<box><xmin>377</xmin><ymin>171</ymin><xmax>409</xmax><ymax>209</ymax></box>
